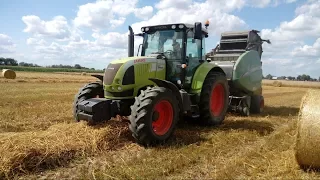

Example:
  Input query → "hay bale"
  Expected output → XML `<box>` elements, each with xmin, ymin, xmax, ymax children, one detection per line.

<box><xmin>272</xmin><ymin>81</ymin><xmax>282</xmax><ymax>87</ymax></box>
<box><xmin>2</xmin><ymin>69</ymin><xmax>16</xmax><ymax>79</ymax></box>
<box><xmin>295</xmin><ymin>89</ymin><xmax>320</xmax><ymax>170</ymax></box>
<box><xmin>81</xmin><ymin>72</ymin><xmax>87</xmax><ymax>76</ymax></box>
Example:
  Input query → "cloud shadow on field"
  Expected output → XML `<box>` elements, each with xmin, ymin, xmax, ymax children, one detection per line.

<box><xmin>262</xmin><ymin>106</ymin><xmax>300</xmax><ymax>117</ymax></box>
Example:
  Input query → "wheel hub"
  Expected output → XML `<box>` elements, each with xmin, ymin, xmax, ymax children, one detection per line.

<box><xmin>152</xmin><ymin>100</ymin><xmax>173</xmax><ymax>136</ymax></box>
<box><xmin>152</xmin><ymin>111</ymin><xmax>159</xmax><ymax>121</ymax></box>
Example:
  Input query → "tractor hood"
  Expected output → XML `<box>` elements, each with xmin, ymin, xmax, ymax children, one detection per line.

<box><xmin>109</xmin><ymin>55</ymin><xmax>158</xmax><ymax>66</ymax></box>
<box><xmin>103</xmin><ymin>55</ymin><xmax>159</xmax><ymax>86</ymax></box>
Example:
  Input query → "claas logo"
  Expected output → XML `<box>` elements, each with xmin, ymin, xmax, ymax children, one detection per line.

<box><xmin>134</xmin><ymin>59</ymin><xmax>146</xmax><ymax>63</ymax></box>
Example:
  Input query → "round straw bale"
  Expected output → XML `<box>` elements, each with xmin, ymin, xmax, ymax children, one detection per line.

<box><xmin>272</xmin><ymin>81</ymin><xmax>282</xmax><ymax>87</ymax></box>
<box><xmin>2</xmin><ymin>69</ymin><xmax>16</xmax><ymax>79</ymax></box>
<box><xmin>295</xmin><ymin>89</ymin><xmax>320</xmax><ymax>170</ymax></box>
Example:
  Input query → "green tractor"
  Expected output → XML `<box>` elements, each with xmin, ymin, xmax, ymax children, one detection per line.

<box><xmin>73</xmin><ymin>21</ymin><xmax>271</xmax><ymax>145</ymax></box>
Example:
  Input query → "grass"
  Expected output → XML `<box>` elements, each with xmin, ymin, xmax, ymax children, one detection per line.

<box><xmin>0</xmin><ymin>66</ymin><xmax>104</xmax><ymax>73</ymax></box>
<box><xmin>0</xmin><ymin>72</ymin><xmax>319</xmax><ymax>179</ymax></box>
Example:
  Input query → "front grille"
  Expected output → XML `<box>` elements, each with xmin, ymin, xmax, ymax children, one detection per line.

<box><xmin>104</xmin><ymin>63</ymin><xmax>123</xmax><ymax>85</ymax></box>
<box><xmin>105</xmin><ymin>89</ymin><xmax>134</xmax><ymax>97</ymax></box>
<box><xmin>122</xmin><ymin>65</ymin><xmax>135</xmax><ymax>85</ymax></box>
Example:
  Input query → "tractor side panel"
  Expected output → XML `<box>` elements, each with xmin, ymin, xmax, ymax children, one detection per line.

<box><xmin>190</xmin><ymin>62</ymin><xmax>219</xmax><ymax>94</ymax></box>
<box><xmin>232</xmin><ymin>51</ymin><xmax>263</xmax><ymax>95</ymax></box>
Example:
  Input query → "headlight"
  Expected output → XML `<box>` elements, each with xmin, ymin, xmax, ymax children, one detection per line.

<box><xmin>172</xmin><ymin>25</ymin><xmax>176</xmax><ymax>29</ymax></box>
<box><xmin>117</xmin><ymin>86</ymin><xmax>122</xmax><ymax>91</ymax></box>
<box><xmin>141</xmin><ymin>27</ymin><xmax>145</xmax><ymax>32</ymax></box>
<box><xmin>111</xmin><ymin>86</ymin><xmax>115</xmax><ymax>90</ymax></box>
<box><xmin>145</xmin><ymin>27</ymin><xmax>149</xmax><ymax>31</ymax></box>
<box><xmin>179</xmin><ymin>24</ymin><xmax>184</xmax><ymax>29</ymax></box>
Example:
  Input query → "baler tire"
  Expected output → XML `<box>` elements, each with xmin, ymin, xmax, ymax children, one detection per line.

<box><xmin>129</xmin><ymin>87</ymin><xmax>180</xmax><ymax>146</ymax></box>
<box><xmin>199</xmin><ymin>71</ymin><xmax>229</xmax><ymax>125</ymax></box>
<box><xmin>250</xmin><ymin>95</ymin><xmax>264</xmax><ymax>114</ymax></box>
<box><xmin>73</xmin><ymin>81</ymin><xmax>104</xmax><ymax>122</ymax></box>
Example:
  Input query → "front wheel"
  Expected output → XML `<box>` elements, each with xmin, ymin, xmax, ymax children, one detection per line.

<box><xmin>73</xmin><ymin>81</ymin><xmax>104</xmax><ymax>122</ymax></box>
<box><xmin>199</xmin><ymin>71</ymin><xmax>229</xmax><ymax>125</ymax></box>
<box><xmin>129</xmin><ymin>87</ymin><xmax>180</xmax><ymax>146</ymax></box>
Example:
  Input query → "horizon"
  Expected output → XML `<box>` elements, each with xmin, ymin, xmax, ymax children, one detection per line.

<box><xmin>0</xmin><ymin>0</ymin><xmax>319</xmax><ymax>77</ymax></box>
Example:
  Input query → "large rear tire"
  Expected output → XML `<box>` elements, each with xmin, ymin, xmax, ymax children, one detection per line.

<box><xmin>73</xmin><ymin>81</ymin><xmax>104</xmax><ymax>122</ymax></box>
<box><xmin>129</xmin><ymin>87</ymin><xmax>180</xmax><ymax>146</ymax></box>
<box><xmin>199</xmin><ymin>71</ymin><xmax>229</xmax><ymax>125</ymax></box>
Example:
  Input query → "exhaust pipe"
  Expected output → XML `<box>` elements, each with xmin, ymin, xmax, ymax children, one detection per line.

<box><xmin>128</xmin><ymin>26</ymin><xmax>134</xmax><ymax>57</ymax></box>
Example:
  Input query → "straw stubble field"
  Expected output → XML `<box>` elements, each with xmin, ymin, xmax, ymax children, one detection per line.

<box><xmin>0</xmin><ymin>71</ymin><xmax>320</xmax><ymax>179</ymax></box>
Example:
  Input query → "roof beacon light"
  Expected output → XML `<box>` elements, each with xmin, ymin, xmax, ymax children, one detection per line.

<box><xmin>205</xmin><ymin>20</ymin><xmax>209</xmax><ymax>29</ymax></box>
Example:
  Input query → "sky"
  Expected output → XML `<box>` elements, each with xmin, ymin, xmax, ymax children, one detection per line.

<box><xmin>0</xmin><ymin>0</ymin><xmax>319</xmax><ymax>78</ymax></box>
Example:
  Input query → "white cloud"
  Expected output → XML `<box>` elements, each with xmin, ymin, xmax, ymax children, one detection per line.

<box><xmin>22</xmin><ymin>15</ymin><xmax>72</xmax><ymax>40</ymax></box>
<box><xmin>291</xmin><ymin>38</ymin><xmax>320</xmax><ymax>57</ymax></box>
<box><xmin>73</xmin><ymin>0</ymin><xmax>139</xmax><ymax>30</ymax></box>
<box><xmin>92</xmin><ymin>32</ymin><xmax>127</xmax><ymax>49</ymax></box>
<box><xmin>26</xmin><ymin>38</ymin><xmax>47</xmax><ymax>45</ymax></box>
<box><xmin>132</xmin><ymin>0</ymin><xmax>248</xmax><ymax>36</ymax></box>
<box><xmin>248</xmin><ymin>0</ymin><xmax>320</xmax><ymax>77</ymax></box>
<box><xmin>134</xmin><ymin>6</ymin><xmax>154</xmax><ymax>20</ymax></box>
<box><xmin>0</xmin><ymin>34</ymin><xmax>16</xmax><ymax>53</ymax></box>
<box><xmin>248</xmin><ymin>0</ymin><xmax>297</xmax><ymax>8</ymax></box>
<box><xmin>155</xmin><ymin>0</ymin><xmax>193</xmax><ymax>10</ymax></box>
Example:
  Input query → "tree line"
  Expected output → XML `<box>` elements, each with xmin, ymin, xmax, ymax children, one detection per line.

<box><xmin>0</xmin><ymin>57</ymin><xmax>95</xmax><ymax>70</ymax></box>
<box><xmin>265</xmin><ymin>74</ymin><xmax>319</xmax><ymax>82</ymax></box>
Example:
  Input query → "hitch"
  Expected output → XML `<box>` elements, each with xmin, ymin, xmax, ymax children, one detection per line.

<box><xmin>77</xmin><ymin>98</ymin><xmax>119</xmax><ymax>122</ymax></box>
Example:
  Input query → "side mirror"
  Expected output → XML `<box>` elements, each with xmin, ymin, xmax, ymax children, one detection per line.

<box><xmin>194</xmin><ymin>22</ymin><xmax>202</xmax><ymax>40</ymax></box>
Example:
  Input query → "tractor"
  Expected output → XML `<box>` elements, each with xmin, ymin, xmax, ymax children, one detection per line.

<box><xmin>73</xmin><ymin>21</ymin><xmax>271</xmax><ymax>145</ymax></box>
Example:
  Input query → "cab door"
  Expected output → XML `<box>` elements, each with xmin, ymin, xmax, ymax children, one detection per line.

<box><xmin>184</xmin><ymin>31</ymin><xmax>203</xmax><ymax>89</ymax></box>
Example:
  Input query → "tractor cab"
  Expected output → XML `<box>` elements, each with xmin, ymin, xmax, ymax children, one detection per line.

<box><xmin>130</xmin><ymin>22</ymin><xmax>209</xmax><ymax>88</ymax></box>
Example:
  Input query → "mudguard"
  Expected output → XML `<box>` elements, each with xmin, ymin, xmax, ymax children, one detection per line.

<box><xmin>149</xmin><ymin>78</ymin><xmax>191</xmax><ymax>111</ymax></box>
<box><xmin>190</xmin><ymin>62</ymin><xmax>225</xmax><ymax>94</ymax></box>
<box><xmin>91</xmin><ymin>74</ymin><xmax>103</xmax><ymax>81</ymax></box>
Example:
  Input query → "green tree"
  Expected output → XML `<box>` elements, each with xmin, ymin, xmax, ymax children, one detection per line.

<box><xmin>265</xmin><ymin>74</ymin><xmax>272</xmax><ymax>80</ymax></box>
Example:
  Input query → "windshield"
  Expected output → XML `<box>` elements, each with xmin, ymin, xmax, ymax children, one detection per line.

<box><xmin>143</xmin><ymin>30</ymin><xmax>184</xmax><ymax>60</ymax></box>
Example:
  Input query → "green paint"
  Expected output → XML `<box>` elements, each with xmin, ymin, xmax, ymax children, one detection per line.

<box><xmin>190</xmin><ymin>62</ymin><xmax>219</xmax><ymax>94</ymax></box>
<box><xmin>232</xmin><ymin>51</ymin><xmax>263</xmax><ymax>95</ymax></box>
<box><xmin>103</xmin><ymin>56</ymin><xmax>166</xmax><ymax>99</ymax></box>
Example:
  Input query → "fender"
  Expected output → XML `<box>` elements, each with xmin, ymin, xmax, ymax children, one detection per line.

<box><xmin>190</xmin><ymin>62</ymin><xmax>225</xmax><ymax>94</ymax></box>
<box><xmin>149</xmin><ymin>78</ymin><xmax>191</xmax><ymax>112</ymax></box>
<box><xmin>91</xmin><ymin>74</ymin><xmax>103</xmax><ymax>81</ymax></box>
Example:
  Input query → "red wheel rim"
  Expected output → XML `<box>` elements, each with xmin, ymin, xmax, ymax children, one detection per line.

<box><xmin>210</xmin><ymin>83</ymin><xmax>225</xmax><ymax>116</ymax></box>
<box><xmin>152</xmin><ymin>100</ymin><xmax>173</xmax><ymax>136</ymax></box>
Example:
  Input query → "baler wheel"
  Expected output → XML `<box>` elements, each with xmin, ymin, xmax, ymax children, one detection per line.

<box><xmin>250</xmin><ymin>95</ymin><xmax>264</xmax><ymax>114</ymax></box>
<box><xmin>129</xmin><ymin>87</ymin><xmax>179</xmax><ymax>146</ymax></box>
<box><xmin>73</xmin><ymin>81</ymin><xmax>104</xmax><ymax>122</ymax></box>
<box><xmin>199</xmin><ymin>71</ymin><xmax>229</xmax><ymax>125</ymax></box>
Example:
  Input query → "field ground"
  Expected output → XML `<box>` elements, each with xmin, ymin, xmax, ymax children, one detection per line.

<box><xmin>0</xmin><ymin>72</ymin><xmax>320</xmax><ymax>179</ymax></box>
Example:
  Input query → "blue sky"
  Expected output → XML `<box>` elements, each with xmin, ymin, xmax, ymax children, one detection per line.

<box><xmin>0</xmin><ymin>0</ymin><xmax>319</xmax><ymax>78</ymax></box>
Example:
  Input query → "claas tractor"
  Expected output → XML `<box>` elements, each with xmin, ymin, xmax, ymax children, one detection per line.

<box><xmin>73</xmin><ymin>21</ymin><xmax>271</xmax><ymax>145</ymax></box>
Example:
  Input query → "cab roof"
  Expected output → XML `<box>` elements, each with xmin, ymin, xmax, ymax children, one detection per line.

<box><xmin>141</xmin><ymin>23</ymin><xmax>208</xmax><ymax>34</ymax></box>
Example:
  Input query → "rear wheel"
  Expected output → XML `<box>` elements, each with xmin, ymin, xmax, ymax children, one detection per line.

<box><xmin>73</xmin><ymin>81</ymin><xmax>104</xmax><ymax>122</ymax></box>
<box><xmin>250</xmin><ymin>95</ymin><xmax>264</xmax><ymax>114</ymax></box>
<box><xmin>199</xmin><ymin>71</ymin><xmax>229</xmax><ymax>125</ymax></box>
<box><xmin>129</xmin><ymin>87</ymin><xmax>179</xmax><ymax>146</ymax></box>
